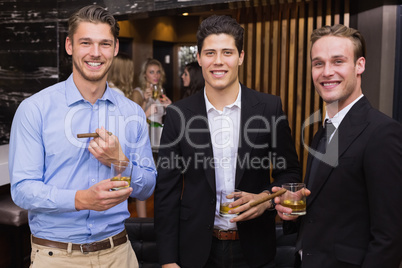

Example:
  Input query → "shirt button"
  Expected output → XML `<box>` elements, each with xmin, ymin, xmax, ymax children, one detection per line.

<box><xmin>89</xmin><ymin>224</ymin><xmax>93</xmax><ymax>228</ymax></box>
<box><xmin>91</xmin><ymin>179</ymin><xmax>95</xmax><ymax>183</ymax></box>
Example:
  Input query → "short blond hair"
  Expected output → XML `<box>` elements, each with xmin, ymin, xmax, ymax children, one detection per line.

<box><xmin>311</xmin><ymin>24</ymin><xmax>366</xmax><ymax>62</ymax></box>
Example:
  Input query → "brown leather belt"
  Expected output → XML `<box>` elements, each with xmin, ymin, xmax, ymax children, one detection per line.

<box><xmin>32</xmin><ymin>230</ymin><xmax>127</xmax><ymax>254</ymax></box>
<box><xmin>212</xmin><ymin>229</ymin><xmax>239</xmax><ymax>240</ymax></box>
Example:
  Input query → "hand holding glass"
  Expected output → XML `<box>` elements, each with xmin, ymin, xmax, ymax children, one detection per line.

<box><xmin>219</xmin><ymin>190</ymin><xmax>242</xmax><ymax>218</ymax></box>
<box><xmin>281</xmin><ymin>183</ymin><xmax>306</xmax><ymax>216</ymax></box>
<box><xmin>110</xmin><ymin>161</ymin><xmax>132</xmax><ymax>191</ymax></box>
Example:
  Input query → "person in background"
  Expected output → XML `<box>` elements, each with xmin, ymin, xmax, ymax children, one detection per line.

<box><xmin>274</xmin><ymin>24</ymin><xmax>402</xmax><ymax>267</ymax></box>
<box><xmin>133</xmin><ymin>58</ymin><xmax>172</xmax><ymax>124</ymax></box>
<box><xmin>9</xmin><ymin>5</ymin><xmax>156</xmax><ymax>267</ymax></box>
<box><xmin>181</xmin><ymin>61</ymin><xmax>204</xmax><ymax>98</ymax></box>
<box><xmin>107</xmin><ymin>53</ymin><xmax>134</xmax><ymax>96</ymax></box>
<box><xmin>154</xmin><ymin>15</ymin><xmax>301</xmax><ymax>268</ymax></box>
<box><xmin>107</xmin><ymin>53</ymin><xmax>148</xmax><ymax>218</ymax></box>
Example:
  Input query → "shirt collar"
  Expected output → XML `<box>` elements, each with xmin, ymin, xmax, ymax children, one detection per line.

<box><xmin>65</xmin><ymin>74</ymin><xmax>116</xmax><ymax>106</ymax></box>
<box><xmin>204</xmin><ymin>83</ymin><xmax>242</xmax><ymax>113</ymax></box>
<box><xmin>325</xmin><ymin>94</ymin><xmax>364</xmax><ymax>128</ymax></box>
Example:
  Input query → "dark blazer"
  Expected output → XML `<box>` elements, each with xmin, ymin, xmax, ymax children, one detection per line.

<box><xmin>298</xmin><ymin>96</ymin><xmax>402</xmax><ymax>267</ymax></box>
<box><xmin>154</xmin><ymin>85</ymin><xmax>301</xmax><ymax>268</ymax></box>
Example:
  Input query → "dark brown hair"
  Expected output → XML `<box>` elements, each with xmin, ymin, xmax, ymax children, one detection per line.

<box><xmin>196</xmin><ymin>15</ymin><xmax>244</xmax><ymax>55</ymax></box>
<box><xmin>68</xmin><ymin>5</ymin><xmax>120</xmax><ymax>42</ymax></box>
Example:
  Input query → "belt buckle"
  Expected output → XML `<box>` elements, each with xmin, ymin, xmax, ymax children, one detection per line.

<box><xmin>80</xmin><ymin>243</ymin><xmax>92</xmax><ymax>254</ymax></box>
<box><xmin>217</xmin><ymin>229</ymin><xmax>224</xmax><ymax>240</ymax></box>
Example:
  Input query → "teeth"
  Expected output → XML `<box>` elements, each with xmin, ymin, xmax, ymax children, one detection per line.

<box><xmin>323</xmin><ymin>82</ymin><xmax>338</xmax><ymax>86</ymax></box>
<box><xmin>213</xmin><ymin>71</ymin><xmax>225</xmax><ymax>75</ymax></box>
<box><xmin>88</xmin><ymin>62</ymin><xmax>101</xmax><ymax>67</ymax></box>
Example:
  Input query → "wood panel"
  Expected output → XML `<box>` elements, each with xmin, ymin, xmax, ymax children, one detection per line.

<box><xmin>237</xmin><ymin>0</ymin><xmax>350</xmax><ymax>178</ymax></box>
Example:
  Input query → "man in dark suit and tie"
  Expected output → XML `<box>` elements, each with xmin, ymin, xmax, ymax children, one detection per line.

<box><xmin>274</xmin><ymin>24</ymin><xmax>402</xmax><ymax>267</ymax></box>
<box><xmin>154</xmin><ymin>15</ymin><xmax>301</xmax><ymax>268</ymax></box>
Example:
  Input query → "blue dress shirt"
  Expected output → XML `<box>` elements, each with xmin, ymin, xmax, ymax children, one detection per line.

<box><xmin>9</xmin><ymin>74</ymin><xmax>156</xmax><ymax>243</ymax></box>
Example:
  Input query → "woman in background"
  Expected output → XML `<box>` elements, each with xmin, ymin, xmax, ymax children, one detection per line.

<box><xmin>107</xmin><ymin>53</ymin><xmax>134</xmax><ymax>96</ymax></box>
<box><xmin>181</xmin><ymin>61</ymin><xmax>204</xmax><ymax>98</ymax></box>
<box><xmin>133</xmin><ymin>58</ymin><xmax>171</xmax><ymax>124</ymax></box>
<box><xmin>107</xmin><ymin>53</ymin><xmax>148</xmax><ymax>218</ymax></box>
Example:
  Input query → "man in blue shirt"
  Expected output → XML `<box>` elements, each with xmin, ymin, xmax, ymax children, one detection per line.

<box><xmin>8</xmin><ymin>5</ymin><xmax>156</xmax><ymax>267</ymax></box>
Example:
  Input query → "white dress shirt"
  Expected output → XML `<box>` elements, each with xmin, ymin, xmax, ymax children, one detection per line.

<box><xmin>204</xmin><ymin>85</ymin><xmax>241</xmax><ymax>230</ymax></box>
<box><xmin>325</xmin><ymin>94</ymin><xmax>364</xmax><ymax>142</ymax></box>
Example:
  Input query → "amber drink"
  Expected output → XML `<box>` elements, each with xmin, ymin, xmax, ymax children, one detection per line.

<box><xmin>110</xmin><ymin>161</ymin><xmax>133</xmax><ymax>191</ymax></box>
<box><xmin>219</xmin><ymin>190</ymin><xmax>241</xmax><ymax>218</ymax></box>
<box><xmin>281</xmin><ymin>183</ymin><xmax>307</xmax><ymax>216</ymax></box>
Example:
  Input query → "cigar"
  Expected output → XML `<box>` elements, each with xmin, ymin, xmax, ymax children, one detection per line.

<box><xmin>249</xmin><ymin>188</ymin><xmax>287</xmax><ymax>207</ymax></box>
<box><xmin>77</xmin><ymin>131</ymin><xmax>113</xmax><ymax>138</ymax></box>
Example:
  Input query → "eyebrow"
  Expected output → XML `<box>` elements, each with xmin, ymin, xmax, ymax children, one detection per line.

<box><xmin>77</xmin><ymin>37</ymin><xmax>114</xmax><ymax>43</ymax></box>
<box><xmin>202</xmin><ymin>48</ymin><xmax>236</xmax><ymax>52</ymax></box>
<box><xmin>312</xmin><ymin>55</ymin><xmax>347</xmax><ymax>61</ymax></box>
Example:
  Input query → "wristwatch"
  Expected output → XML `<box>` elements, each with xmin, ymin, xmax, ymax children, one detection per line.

<box><xmin>263</xmin><ymin>190</ymin><xmax>276</xmax><ymax>210</ymax></box>
<box><xmin>270</xmin><ymin>197</ymin><xmax>276</xmax><ymax>210</ymax></box>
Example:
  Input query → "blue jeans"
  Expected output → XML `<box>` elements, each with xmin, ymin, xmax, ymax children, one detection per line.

<box><xmin>204</xmin><ymin>237</ymin><xmax>276</xmax><ymax>268</ymax></box>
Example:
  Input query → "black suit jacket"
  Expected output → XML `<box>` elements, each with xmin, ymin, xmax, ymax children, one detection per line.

<box><xmin>154</xmin><ymin>85</ymin><xmax>301</xmax><ymax>268</ymax></box>
<box><xmin>298</xmin><ymin>96</ymin><xmax>402</xmax><ymax>267</ymax></box>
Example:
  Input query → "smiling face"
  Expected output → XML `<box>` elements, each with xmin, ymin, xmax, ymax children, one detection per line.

<box><xmin>197</xmin><ymin>33</ymin><xmax>244</xmax><ymax>94</ymax></box>
<box><xmin>65</xmin><ymin>21</ymin><xmax>118</xmax><ymax>85</ymax></box>
<box><xmin>145</xmin><ymin>64</ymin><xmax>161</xmax><ymax>86</ymax></box>
<box><xmin>311</xmin><ymin>35</ymin><xmax>365</xmax><ymax>112</ymax></box>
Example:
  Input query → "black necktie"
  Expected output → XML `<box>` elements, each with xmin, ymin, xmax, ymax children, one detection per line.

<box><xmin>307</xmin><ymin>120</ymin><xmax>336</xmax><ymax>188</ymax></box>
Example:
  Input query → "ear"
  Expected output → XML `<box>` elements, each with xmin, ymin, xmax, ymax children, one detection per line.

<box><xmin>238</xmin><ymin>50</ymin><xmax>245</xmax><ymax>66</ymax></box>
<box><xmin>114</xmin><ymin>38</ymin><xmax>119</xmax><ymax>57</ymax></box>
<box><xmin>356</xmin><ymin>57</ymin><xmax>365</xmax><ymax>75</ymax></box>
<box><xmin>65</xmin><ymin>36</ymin><xmax>73</xmax><ymax>56</ymax></box>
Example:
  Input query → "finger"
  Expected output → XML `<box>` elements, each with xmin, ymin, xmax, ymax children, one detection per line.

<box><xmin>229</xmin><ymin>197</ymin><xmax>246</xmax><ymax>208</ymax></box>
<box><xmin>229</xmin><ymin>203</ymin><xmax>249</xmax><ymax>214</ymax></box>
<box><xmin>275</xmin><ymin>204</ymin><xmax>293</xmax><ymax>215</ymax></box>
<box><xmin>230</xmin><ymin>208</ymin><xmax>258</xmax><ymax>222</ymax></box>
<box><xmin>271</xmin><ymin>186</ymin><xmax>282</xmax><ymax>192</ymax></box>
<box><xmin>277</xmin><ymin>210</ymin><xmax>299</xmax><ymax>221</ymax></box>
<box><xmin>89</xmin><ymin>139</ymin><xmax>102</xmax><ymax>155</ymax></box>
<box><xmin>109</xmin><ymin>180</ymin><xmax>130</xmax><ymax>189</ymax></box>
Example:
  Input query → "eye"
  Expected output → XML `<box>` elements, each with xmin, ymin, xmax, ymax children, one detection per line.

<box><xmin>223</xmin><ymin>51</ymin><xmax>233</xmax><ymax>55</ymax></box>
<box><xmin>312</xmin><ymin>61</ymin><xmax>323</xmax><ymax>67</ymax></box>
<box><xmin>205</xmin><ymin>51</ymin><xmax>214</xmax><ymax>56</ymax></box>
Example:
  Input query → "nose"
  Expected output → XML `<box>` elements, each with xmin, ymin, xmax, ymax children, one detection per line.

<box><xmin>214</xmin><ymin>53</ymin><xmax>223</xmax><ymax>65</ymax></box>
<box><xmin>90</xmin><ymin>44</ymin><xmax>101</xmax><ymax>57</ymax></box>
<box><xmin>323</xmin><ymin>63</ymin><xmax>334</xmax><ymax>77</ymax></box>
